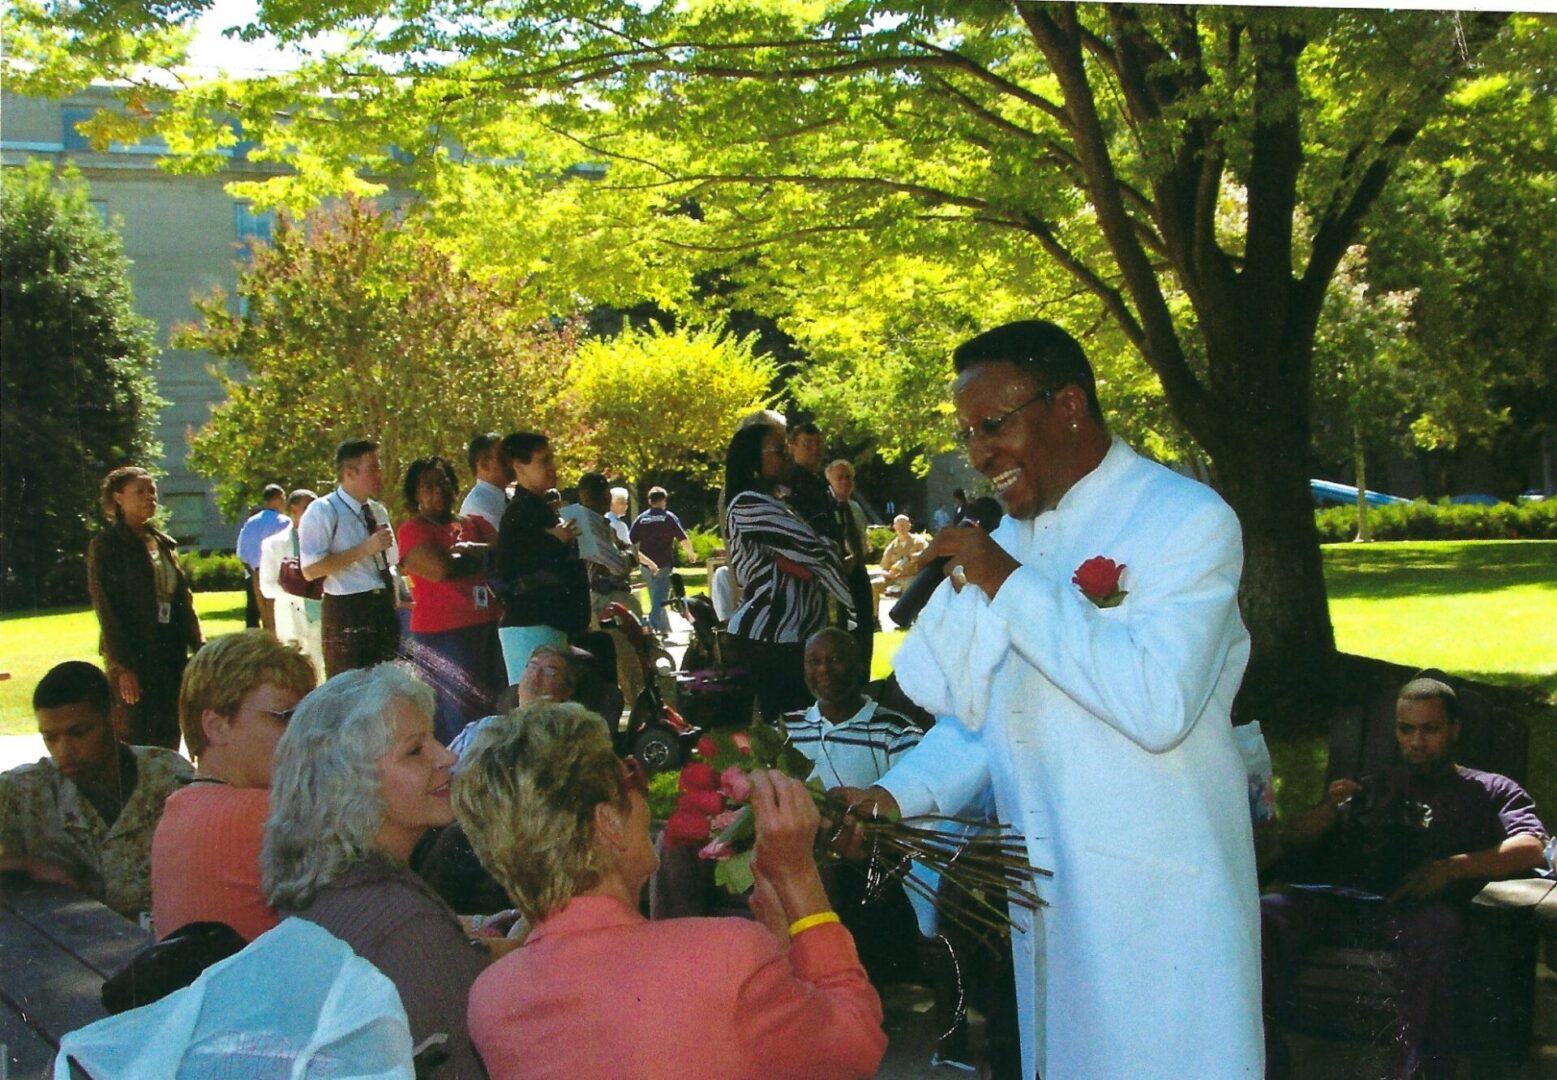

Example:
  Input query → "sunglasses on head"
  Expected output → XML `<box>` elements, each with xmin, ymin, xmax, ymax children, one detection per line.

<box><xmin>617</xmin><ymin>755</ymin><xmax>648</xmax><ymax>797</ymax></box>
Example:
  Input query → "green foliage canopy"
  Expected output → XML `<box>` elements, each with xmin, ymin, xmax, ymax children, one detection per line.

<box><xmin>10</xmin><ymin>1</ymin><xmax>1549</xmax><ymax>711</ymax></box>
<box><xmin>179</xmin><ymin>197</ymin><xmax>585</xmax><ymax>518</ymax></box>
<box><xmin>1</xmin><ymin>161</ymin><xmax>164</xmax><ymax>608</ymax></box>
<box><xmin>564</xmin><ymin>324</ymin><xmax>776</xmax><ymax>495</ymax></box>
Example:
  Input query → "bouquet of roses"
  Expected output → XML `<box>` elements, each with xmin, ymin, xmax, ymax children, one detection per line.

<box><xmin>663</xmin><ymin>720</ymin><xmax>1047</xmax><ymax>941</ymax></box>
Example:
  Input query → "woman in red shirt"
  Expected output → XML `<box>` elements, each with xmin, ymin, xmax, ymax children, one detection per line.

<box><xmin>397</xmin><ymin>456</ymin><xmax>503</xmax><ymax>744</ymax></box>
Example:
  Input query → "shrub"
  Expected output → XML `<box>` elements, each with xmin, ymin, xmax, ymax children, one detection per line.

<box><xmin>686</xmin><ymin>527</ymin><xmax>724</xmax><ymax>563</ymax></box>
<box><xmin>1314</xmin><ymin>498</ymin><xmax>1556</xmax><ymax>542</ymax></box>
<box><xmin>180</xmin><ymin>550</ymin><xmax>247</xmax><ymax>591</ymax></box>
<box><xmin>647</xmin><ymin>769</ymin><xmax>681</xmax><ymax>823</ymax></box>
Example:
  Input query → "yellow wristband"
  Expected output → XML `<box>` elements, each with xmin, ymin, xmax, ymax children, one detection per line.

<box><xmin>787</xmin><ymin>911</ymin><xmax>841</xmax><ymax>939</ymax></box>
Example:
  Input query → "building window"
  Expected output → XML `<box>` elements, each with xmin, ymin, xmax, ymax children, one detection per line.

<box><xmin>89</xmin><ymin>199</ymin><xmax>108</xmax><ymax>225</ymax></box>
<box><xmin>234</xmin><ymin>203</ymin><xmax>275</xmax><ymax>252</ymax></box>
<box><xmin>61</xmin><ymin>107</ymin><xmax>95</xmax><ymax>150</ymax></box>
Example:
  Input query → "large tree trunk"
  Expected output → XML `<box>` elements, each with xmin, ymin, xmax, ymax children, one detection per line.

<box><xmin>1196</xmin><ymin>324</ymin><xmax>1339</xmax><ymax>726</ymax></box>
<box><xmin>1215</xmin><ymin>437</ymin><xmax>1337</xmax><ymax>727</ymax></box>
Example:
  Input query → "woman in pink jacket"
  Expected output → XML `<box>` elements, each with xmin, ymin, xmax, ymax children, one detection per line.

<box><xmin>454</xmin><ymin>701</ymin><xmax>886</xmax><ymax>1080</ymax></box>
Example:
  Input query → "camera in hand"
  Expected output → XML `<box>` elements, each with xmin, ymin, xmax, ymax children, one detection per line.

<box><xmin>1329</xmin><ymin>776</ymin><xmax>1434</xmax><ymax>895</ymax></box>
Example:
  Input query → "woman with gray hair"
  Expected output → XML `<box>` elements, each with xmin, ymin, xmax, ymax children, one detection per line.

<box><xmin>455</xmin><ymin>701</ymin><xmax>886</xmax><ymax>1079</ymax></box>
<box><xmin>263</xmin><ymin>664</ymin><xmax>490</xmax><ymax>1078</ymax></box>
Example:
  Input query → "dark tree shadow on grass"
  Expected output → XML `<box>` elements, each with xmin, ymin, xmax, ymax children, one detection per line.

<box><xmin>1322</xmin><ymin>541</ymin><xmax>1557</xmax><ymax>601</ymax></box>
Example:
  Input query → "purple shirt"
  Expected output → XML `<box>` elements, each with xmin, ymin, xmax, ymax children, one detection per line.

<box><xmin>1391</xmin><ymin>764</ymin><xmax>1545</xmax><ymax>862</ymax></box>
<box><xmin>628</xmin><ymin>507</ymin><xmax>688</xmax><ymax>567</ymax></box>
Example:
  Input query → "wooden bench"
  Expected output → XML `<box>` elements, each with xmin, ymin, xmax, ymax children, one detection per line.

<box><xmin>0</xmin><ymin>875</ymin><xmax>151</xmax><ymax>1080</ymax></box>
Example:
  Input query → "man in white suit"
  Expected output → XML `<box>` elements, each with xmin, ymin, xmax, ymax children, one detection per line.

<box><xmin>838</xmin><ymin>320</ymin><xmax>1262</xmax><ymax>1079</ymax></box>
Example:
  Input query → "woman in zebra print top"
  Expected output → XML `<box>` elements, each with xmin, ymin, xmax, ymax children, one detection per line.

<box><xmin>722</xmin><ymin>422</ymin><xmax>853</xmax><ymax>722</ymax></box>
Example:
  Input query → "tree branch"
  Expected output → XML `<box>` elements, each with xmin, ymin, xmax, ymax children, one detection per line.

<box><xmin>1301</xmin><ymin>12</ymin><xmax>1507</xmax><ymax>313</ymax></box>
<box><xmin>1018</xmin><ymin>2</ymin><xmax>1212</xmax><ymax>439</ymax></box>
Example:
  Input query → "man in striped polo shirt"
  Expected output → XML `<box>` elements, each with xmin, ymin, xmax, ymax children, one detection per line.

<box><xmin>782</xmin><ymin>627</ymin><xmax>921</xmax><ymax>789</ymax></box>
<box><xmin>783</xmin><ymin>627</ymin><xmax>923</xmax><ymax>986</ymax></box>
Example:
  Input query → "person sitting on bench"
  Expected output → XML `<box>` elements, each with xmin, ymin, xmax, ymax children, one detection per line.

<box><xmin>0</xmin><ymin>661</ymin><xmax>192</xmax><ymax>917</ymax></box>
<box><xmin>151</xmin><ymin>631</ymin><xmax>317</xmax><ymax>941</ymax></box>
<box><xmin>1261</xmin><ymin>675</ymin><xmax>1550</xmax><ymax>1080</ymax></box>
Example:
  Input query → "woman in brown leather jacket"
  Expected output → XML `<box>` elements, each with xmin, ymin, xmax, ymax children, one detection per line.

<box><xmin>86</xmin><ymin>467</ymin><xmax>204</xmax><ymax>748</ymax></box>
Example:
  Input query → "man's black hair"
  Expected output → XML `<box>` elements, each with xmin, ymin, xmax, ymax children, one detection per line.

<box><xmin>334</xmin><ymin>438</ymin><xmax>379</xmax><ymax>471</ymax></box>
<box><xmin>467</xmin><ymin>432</ymin><xmax>502</xmax><ymax>473</ymax></box>
<box><xmin>33</xmin><ymin>661</ymin><xmax>112</xmax><ymax>718</ymax></box>
<box><xmin>501</xmin><ymin>431</ymin><xmax>549</xmax><ymax>465</ymax></box>
<box><xmin>262</xmin><ymin>483</ymin><xmax>286</xmax><ymax>503</ymax></box>
<box><xmin>787</xmin><ymin>421</ymin><xmax>822</xmax><ymax>441</ymax></box>
<box><xmin>647</xmin><ymin>486</ymin><xmax>669</xmax><ymax>503</ymax></box>
<box><xmin>952</xmin><ymin>319</ymin><xmax>1104</xmax><ymax>423</ymax></box>
<box><xmin>577</xmin><ymin>472</ymin><xmax>610</xmax><ymax>502</ymax></box>
<box><xmin>1399</xmin><ymin>674</ymin><xmax>1461</xmax><ymax>725</ymax></box>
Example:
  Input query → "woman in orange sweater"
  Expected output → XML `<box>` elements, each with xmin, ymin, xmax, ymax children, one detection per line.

<box><xmin>454</xmin><ymin>701</ymin><xmax>886</xmax><ymax>1080</ymax></box>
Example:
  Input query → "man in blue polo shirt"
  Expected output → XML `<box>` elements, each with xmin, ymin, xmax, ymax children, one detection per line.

<box><xmin>629</xmin><ymin>486</ymin><xmax>696</xmax><ymax>638</ymax></box>
<box><xmin>236</xmin><ymin>484</ymin><xmax>288</xmax><ymax>632</ymax></box>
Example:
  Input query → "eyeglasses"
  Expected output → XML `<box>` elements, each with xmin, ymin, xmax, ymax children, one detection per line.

<box><xmin>618</xmin><ymin>755</ymin><xmax>648</xmax><ymax>797</ymax></box>
<box><xmin>954</xmin><ymin>389</ymin><xmax>1054</xmax><ymax>447</ymax></box>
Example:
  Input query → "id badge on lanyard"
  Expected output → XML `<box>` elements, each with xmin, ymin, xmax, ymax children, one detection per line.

<box><xmin>472</xmin><ymin>584</ymin><xmax>490</xmax><ymax>610</ymax></box>
<box><xmin>157</xmin><ymin>600</ymin><xmax>172</xmax><ymax>624</ymax></box>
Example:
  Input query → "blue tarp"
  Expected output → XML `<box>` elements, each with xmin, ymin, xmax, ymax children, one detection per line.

<box><xmin>1310</xmin><ymin>479</ymin><xmax>1411</xmax><ymax>508</ymax></box>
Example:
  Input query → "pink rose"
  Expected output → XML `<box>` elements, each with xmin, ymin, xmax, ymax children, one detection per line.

<box><xmin>663</xmin><ymin>809</ymin><xmax>713</xmax><ymax>848</ymax></box>
<box><xmin>677</xmin><ymin>788</ymin><xmax>726</xmax><ymax>817</ymax></box>
<box><xmin>710</xmin><ymin>810</ymin><xmax>741</xmax><ymax>832</ymax></box>
<box><xmin>1072</xmin><ymin>556</ymin><xmax>1127</xmax><ymax>607</ymax></box>
<box><xmin>678</xmin><ymin>762</ymin><xmax>717</xmax><ymax>792</ymax></box>
<box><xmin>729</xmin><ymin>731</ymin><xmax>754</xmax><ymax>756</ymax></box>
<box><xmin>719</xmin><ymin>766</ymin><xmax>753</xmax><ymax>804</ymax></box>
<box><xmin>698</xmin><ymin>839</ymin><xmax>736</xmax><ymax>861</ymax></box>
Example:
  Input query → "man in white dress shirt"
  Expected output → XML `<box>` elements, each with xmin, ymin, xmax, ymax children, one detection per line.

<box><xmin>838</xmin><ymin>320</ymin><xmax>1262</xmax><ymax>1079</ymax></box>
<box><xmin>298</xmin><ymin>438</ymin><xmax>401</xmax><ymax>676</ymax></box>
<box><xmin>459</xmin><ymin>432</ymin><xmax>510</xmax><ymax>533</ymax></box>
<box><xmin>258</xmin><ymin>489</ymin><xmax>325</xmax><ymax>679</ymax></box>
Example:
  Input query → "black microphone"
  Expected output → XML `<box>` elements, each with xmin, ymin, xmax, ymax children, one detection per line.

<box><xmin>889</xmin><ymin>498</ymin><xmax>1003</xmax><ymax>628</ymax></box>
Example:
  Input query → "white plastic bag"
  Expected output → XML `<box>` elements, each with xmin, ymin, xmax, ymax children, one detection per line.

<box><xmin>1233</xmin><ymin>721</ymin><xmax>1277</xmax><ymax>827</ymax></box>
<box><xmin>56</xmin><ymin>918</ymin><xmax>414</xmax><ymax>1080</ymax></box>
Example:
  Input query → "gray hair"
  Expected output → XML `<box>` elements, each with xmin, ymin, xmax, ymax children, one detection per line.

<box><xmin>609</xmin><ymin>487</ymin><xmax>630</xmax><ymax>503</ymax></box>
<box><xmin>261</xmin><ymin>663</ymin><xmax>437</xmax><ymax>911</ymax></box>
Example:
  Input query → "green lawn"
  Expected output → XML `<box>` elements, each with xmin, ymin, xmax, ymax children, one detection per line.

<box><xmin>877</xmin><ymin>540</ymin><xmax>1556</xmax><ymax>693</ymax></box>
<box><xmin>0</xmin><ymin>569</ymin><xmax>716</xmax><ymax>736</ymax></box>
<box><xmin>0</xmin><ymin>593</ymin><xmax>249</xmax><ymax>734</ymax></box>
<box><xmin>1324</xmin><ymin>540</ymin><xmax>1556</xmax><ymax>698</ymax></box>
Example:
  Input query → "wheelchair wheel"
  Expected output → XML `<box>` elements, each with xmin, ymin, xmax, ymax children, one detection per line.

<box><xmin>633</xmin><ymin>727</ymin><xmax>682</xmax><ymax>773</ymax></box>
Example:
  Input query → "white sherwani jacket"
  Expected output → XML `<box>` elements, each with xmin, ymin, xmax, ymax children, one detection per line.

<box><xmin>881</xmin><ymin>438</ymin><xmax>1263</xmax><ymax>1079</ymax></box>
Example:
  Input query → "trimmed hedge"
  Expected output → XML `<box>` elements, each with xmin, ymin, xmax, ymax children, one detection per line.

<box><xmin>180</xmin><ymin>550</ymin><xmax>247</xmax><ymax>591</ymax></box>
<box><xmin>1314</xmin><ymin>498</ymin><xmax>1556</xmax><ymax>543</ymax></box>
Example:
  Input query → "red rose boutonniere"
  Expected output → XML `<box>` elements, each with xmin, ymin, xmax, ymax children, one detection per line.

<box><xmin>1072</xmin><ymin>556</ymin><xmax>1127</xmax><ymax>608</ymax></box>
